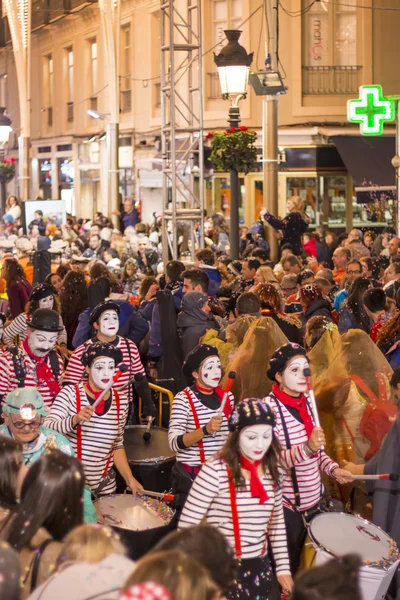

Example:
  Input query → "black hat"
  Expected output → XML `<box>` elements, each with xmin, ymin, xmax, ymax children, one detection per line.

<box><xmin>182</xmin><ymin>344</ymin><xmax>219</xmax><ymax>378</ymax></box>
<box><xmin>29</xmin><ymin>308</ymin><xmax>64</xmax><ymax>333</ymax></box>
<box><xmin>229</xmin><ymin>398</ymin><xmax>275</xmax><ymax>432</ymax></box>
<box><xmin>29</xmin><ymin>283</ymin><xmax>56</xmax><ymax>302</ymax></box>
<box><xmin>89</xmin><ymin>300</ymin><xmax>120</xmax><ymax>326</ymax></box>
<box><xmin>81</xmin><ymin>342</ymin><xmax>123</xmax><ymax>367</ymax></box>
<box><xmin>267</xmin><ymin>343</ymin><xmax>308</xmax><ymax>382</ymax></box>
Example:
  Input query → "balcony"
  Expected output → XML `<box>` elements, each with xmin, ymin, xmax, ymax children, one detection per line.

<box><xmin>47</xmin><ymin>107</ymin><xmax>53</xmax><ymax>127</ymax></box>
<box><xmin>32</xmin><ymin>0</ymin><xmax>49</xmax><ymax>31</ymax></box>
<box><xmin>207</xmin><ymin>72</ymin><xmax>221</xmax><ymax>100</ymax></box>
<box><xmin>302</xmin><ymin>65</ymin><xmax>362</xmax><ymax>95</ymax></box>
<box><xmin>120</xmin><ymin>89</ymin><xmax>132</xmax><ymax>113</ymax></box>
<box><xmin>67</xmin><ymin>102</ymin><xmax>74</xmax><ymax>123</ymax></box>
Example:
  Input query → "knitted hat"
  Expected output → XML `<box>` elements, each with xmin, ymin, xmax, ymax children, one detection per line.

<box><xmin>182</xmin><ymin>344</ymin><xmax>219</xmax><ymax>377</ymax></box>
<box><xmin>29</xmin><ymin>282</ymin><xmax>56</xmax><ymax>302</ymax></box>
<box><xmin>228</xmin><ymin>398</ymin><xmax>275</xmax><ymax>432</ymax></box>
<box><xmin>267</xmin><ymin>342</ymin><xmax>308</xmax><ymax>382</ymax></box>
<box><xmin>89</xmin><ymin>300</ymin><xmax>120</xmax><ymax>326</ymax></box>
<box><xmin>29</xmin><ymin>308</ymin><xmax>63</xmax><ymax>333</ymax></box>
<box><xmin>3</xmin><ymin>388</ymin><xmax>48</xmax><ymax>418</ymax></box>
<box><xmin>81</xmin><ymin>341</ymin><xmax>122</xmax><ymax>368</ymax></box>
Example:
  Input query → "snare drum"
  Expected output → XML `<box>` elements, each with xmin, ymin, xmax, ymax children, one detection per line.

<box><xmin>123</xmin><ymin>425</ymin><xmax>176</xmax><ymax>493</ymax></box>
<box><xmin>95</xmin><ymin>494</ymin><xmax>176</xmax><ymax>560</ymax></box>
<box><xmin>309</xmin><ymin>513</ymin><xmax>400</xmax><ymax>600</ymax></box>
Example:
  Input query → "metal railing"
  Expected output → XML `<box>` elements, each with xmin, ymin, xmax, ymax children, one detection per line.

<box><xmin>67</xmin><ymin>101</ymin><xmax>74</xmax><ymax>122</ymax></box>
<box><xmin>138</xmin><ymin>382</ymin><xmax>174</xmax><ymax>427</ymax></box>
<box><xmin>207</xmin><ymin>72</ymin><xmax>221</xmax><ymax>99</ymax></box>
<box><xmin>120</xmin><ymin>89</ymin><xmax>132</xmax><ymax>113</ymax></box>
<box><xmin>302</xmin><ymin>65</ymin><xmax>362</xmax><ymax>95</ymax></box>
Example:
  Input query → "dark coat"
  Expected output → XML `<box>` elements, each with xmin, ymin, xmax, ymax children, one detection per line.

<box><xmin>8</xmin><ymin>279</ymin><xmax>32</xmax><ymax>319</ymax></box>
<box><xmin>303</xmin><ymin>298</ymin><xmax>332</xmax><ymax>323</ymax></box>
<box><xmin>260</xmin><ymin>311</ymin><xmax>302</xmax><ymax>345</ymax></box>
<box><xmin>177</xmin><ymin>294</ymin><xmax>220</xmax><ymax>360</ymax></box>
<box><xmin>263</xmin><ymin>211</ymin><xmax>308</xmax><ymax>255</ymax></box>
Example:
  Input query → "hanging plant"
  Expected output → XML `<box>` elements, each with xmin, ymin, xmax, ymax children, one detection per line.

<box><xmin>207</xmin><ymin>126</ymin><xmax>258</xmax><ymax>174</ymax></box>
<box><xmin>0</xmin><ymin>158</ymin><xmax>16</xmax><ymax>184</ymax></box>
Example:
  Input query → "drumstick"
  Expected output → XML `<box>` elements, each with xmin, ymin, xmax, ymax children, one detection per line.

<box><xmin>303</xmin><ymin>367</ymin><xmax>324</xmax><ymax>450</ymax></box>
<box><xmin>350</xmin><ymin>474</ymin><xmax>400</xmax><ymax>481</ymax></box>
<box><xmin>92</xmin><ymin>364</ymin><xmax>129</xmax><ymax>409</ymax></box>
<box><xmin>133</xmin><ymin>489</ymin><xmax>175</xmax><ymax>501</ymax></box>
<box><xmin>212</xmin><ymin>372</ymin><xmax>236</xmax><ymax>438</ymax></box>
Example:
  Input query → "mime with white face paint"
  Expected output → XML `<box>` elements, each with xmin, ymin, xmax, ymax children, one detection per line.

<box><xmin>0</xmin><ymin>308</ymin><xmax>64</xmax><ymax>407</ymax></box>
<box><xmin>45</xmin><ymin>341</ymin><xmax>143</xmax><ymax>497</ymax></box>
<box><xmin>3</xmin><ymin>283</ymin><xmax>68</xmax><ymax>353</ymax></box>
<box><xmin>266</xmin><ymin>343</ymin><xmax>353</xmax><ymax>574</ymax></box>
<box><xmin>168</xmin><ymin>344</ymin><xmax>234</xmax><ymax>509</ymax></box>
<box><xmin>180</xmin><ymin>398</ymin><xmax>292</xmax><ymax>600</ymax></box>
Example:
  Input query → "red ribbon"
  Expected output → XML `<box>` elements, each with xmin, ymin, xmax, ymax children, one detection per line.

<box><xmin>240</xmin><ymin>455</ymin><xmax>269</xmax><ymax>505</ymax></box>
<box><xmin>272</xmin><ymin>383</ymin><xmax>314</xmax><ymax>438</ymax></box>
<box><xmin>23</xmin><ymin>339</ymin><xmax>60</xmax><ymax>398</ymax></box>
<box><xmin>194</xmin><ymin>383</ymin><xmax>233</xmax><ymax>421</ymax></box>
<box><xmin>86</xmin><ymin>381</ymin><xmax>106</xmax><ymax>415</ymax></box>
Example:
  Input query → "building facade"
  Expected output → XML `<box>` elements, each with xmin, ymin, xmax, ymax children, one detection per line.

<box><xmin>0</xmin><ymin>0</ymin><xmax>399</xmax><ymax>229</ymax></box>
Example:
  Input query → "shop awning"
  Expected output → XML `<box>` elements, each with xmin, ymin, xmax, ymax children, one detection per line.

<box><xmin>332</xmin><ymin>135</ymin><xmax>396</xmax><ymax>203</ymax></box>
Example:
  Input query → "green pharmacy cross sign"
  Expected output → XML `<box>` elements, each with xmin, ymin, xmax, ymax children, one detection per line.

<box><xmin>347</xmin><ymin>85</ymin><xmax>395</xmax><ymax>136</ymax></box>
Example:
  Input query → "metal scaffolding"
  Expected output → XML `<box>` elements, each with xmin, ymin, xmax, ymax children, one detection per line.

<box><xmin>160</xmin><ymin>0</ymin><xmax>205</xmax><ymax>264</ymax></box>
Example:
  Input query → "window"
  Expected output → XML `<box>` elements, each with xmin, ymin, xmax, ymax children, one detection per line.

<box><xmin>0</xmin><ymin>75</ymin><xmax>6</xmax><ymax>107</ymax></box>
<box><xmin>120</xmin><ymin>25</ymin><xmax>131</xmax><ymax>112</ymax></box>
<box><xmin>67</xmin><ymin>47</ymin><xmax>74</xmax><ymax>122</ymax></box>
<box><xmin>209</xmin><ymin>0</ymin><xmax>242</xmax><ymax>98</ymax></box>
<box><xmin>302</xmin><ymin>0</ymin><xmax>360</xmax><ymax>95</ymax></box>
<box><xmin>47</xmin><ymin>54</ymin><xmax>53</xmax><ymax>106</ymax></box>
<box><xmin>90</xmin><ymin>39</ymin><xmax>97</xmax><ymax>98</ymax></box>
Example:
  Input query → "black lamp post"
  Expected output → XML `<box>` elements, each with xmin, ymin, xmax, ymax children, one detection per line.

<box><xmin>214</xmin><ymin>30</ymin><xmax>253</xmax><ymax>259</ymax></box>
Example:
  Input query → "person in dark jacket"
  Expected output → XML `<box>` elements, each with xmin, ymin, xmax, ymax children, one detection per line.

<box><xmin>2</xmin><ymin>257</ymin><xmax>32</xmax><ymax>318</ymax></box>
<box><xmin>177</xmin><ymin>292</ymin><xmax>220</xmax><ymax>358</ymax></box>
<box><xmin>254</xmin><ymin>282</ymin><xmax>302</xmax><ymax>344</ymax></box>
<box><xmin>261</xmin><ymin>196</ymin><xmax>309</xmax><ymax>256</ymax></box>
<box><xmin>300</xmin><ymin>283</ymin><xmax>332</xmax><ymax>325</ymax></box>
<box><xmin>338</xmin><ymin>277</ymin><xmax>372</xmax><ymax>334</ymax></box>
<box><xmin>194</xmin><ymin>248</ymin><xmax>221</xmax><ymax>298</ymax></box>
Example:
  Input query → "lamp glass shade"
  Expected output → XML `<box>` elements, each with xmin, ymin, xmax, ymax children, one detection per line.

<box><xmin>217</xmin><ymin>65</ymin><xmax>249</xmax><ymax>96</ymax></box>
<box><xmin>0</xmin><ymin>126</ymin><xmax>11</xmax><ymax>144</ymax></box>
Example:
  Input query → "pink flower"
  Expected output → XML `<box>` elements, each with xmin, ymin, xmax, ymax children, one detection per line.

<box><xmin>2</xmin><ymin>159</ymin><xmax>7</xmax><ymax>164</ymax></box>
<box><xmin>10</xmin><ymin>157</ymin><xmax>15</xmax><ymax>163</ymax></box>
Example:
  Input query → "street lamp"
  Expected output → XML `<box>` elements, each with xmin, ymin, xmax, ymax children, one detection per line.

<box><xmin>214</xmin><ymin>30</ymin><xmax>253</xmax><ymax>259</ymax></box>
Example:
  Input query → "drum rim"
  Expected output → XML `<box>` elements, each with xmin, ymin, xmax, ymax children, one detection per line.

<box><xmin>94</xmin><ymin>493</ymin><xmax>175</xmax><ymax>531</ymax></box>
<box><xmin>124</xmin><ymin>425</ymin><xmax>176</xmax><ymax>463</ymax></box>
<box><xmin>308</xmin><ymin>512</ymin><xmax>399</xmax><ymax>570</ymax></box>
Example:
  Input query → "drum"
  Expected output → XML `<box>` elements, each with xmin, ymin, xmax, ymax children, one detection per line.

<box><xmin>309</xmin><ymin>513</ymin><xmax>400</xmax><ymax>600</ymax></box>
<box><xmin>123</xmin><ymin>425</ymin><xmax>176</xmax><ymax>493</ymax></box>
<box><xmin>95</xmin><ymin>494</ymin><xmax>176</xmax><ymax>560</ymax></box>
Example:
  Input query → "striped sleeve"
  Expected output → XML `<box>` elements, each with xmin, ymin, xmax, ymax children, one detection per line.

<box><xmin>115</xmin><ymin>400</ymin><xmax>129</xmax><ymax>450</ymax></box>
<box><xmin>179</xmin><ymin>461</ymin><xmax>220</xmax><ymax>527</ymax></box>
<box><xmin>268</xmin><ymin>484</ymin><xmax>291</xmax><ymax>575</ymax></box>
<box><xmin>168</xmin><ymin>392</ymin><xmax>191</xmax><ymax>453</ymax></box>
<box><xmin>125</xmin><ymin>339</ymin><xmax>145</xmax><ymax>375</ymax></box>
<box><xmin>319</xmin><ymin>451</ymin><xmax>339</xmax><ymax>476</ymax></box>
<box><xmin>57</xmin><ymin>316</ymin><xmax>68</xmax><ymax>347</ymax></box>
<box><xmin>62</xmin><ymin>345</ymin><xmax>85</xmax><ymax>386</ymax></box>
<box><xmin>0</xmin><ymin>353</ymin><xmax>11</xmax><ymax>397</ymax></box>
<box><xmin>44</xmin><ymin>387</ymin><xmax>76</xmax><ymax>435</ymax></box>
<box><xmin>3</xmin><ymin>313</ymin><xmax>27</xmax><ymax>347</ymax></box>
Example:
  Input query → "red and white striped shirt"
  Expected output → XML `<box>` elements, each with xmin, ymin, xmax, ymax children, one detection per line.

<box><xmin>62</xmin><ymin>336</ymin><xmax>145</xmax><ymax>390</ymax></box>
<box><xmin>0</xmin><ymin>347</ymin><xmax>64</xmax><ymax>407</ymax></box>
<box><xmin>266</xmin><ymin>392</ymin><xmax>338</xmax><ymax>511</ymax></box>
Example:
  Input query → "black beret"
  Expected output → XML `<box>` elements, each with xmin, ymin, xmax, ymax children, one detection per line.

<box><xmin>267</xmin><ymin>342</ymin><xmax>308</xmax><ymax>382</ymax></box>
<box><xmin>182</xmin><ymin>344</ymin><xmax>219</xmax><ymax>378</ymax></box>
<box><xmin>29</xmin><ymin>308</ymin><xmax>63</xmax><ymax>333</ymax></box>
<box><xmin>29</xmin><ymin>283</ymin><xmax>56</xmax><ymax>302</ymax></box>
<box><xmin>89</xmin><ymin>300</ymin><xmax>120</xmax><ymax>326</ymax></box>
<box><xmin>81</xmin><ymin>342</ymin><xmax>123</xmax><ymax>367</ymax></box>
<box><xmin>229</xmin><ymin>398</ymin><xmax>275</xmax><ymax>432</ymax></box>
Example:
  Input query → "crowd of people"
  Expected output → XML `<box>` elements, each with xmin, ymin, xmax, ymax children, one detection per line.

<box><xmin>0</xmin><ymin>194</ymin><xmax>399</xmax><ymax>599</ymax></box>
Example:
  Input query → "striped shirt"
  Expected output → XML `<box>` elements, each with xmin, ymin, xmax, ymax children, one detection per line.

<box><xmin>62</xmin><ymin>336</ymin><xmax>145</xmax><ymax>389</ymax></box>
<box><xmin>0</xmin><ymin>348</ymin><xmax>64</xmax><ymax>407</ymax></box>
<box><xmin>44</xmin><ymin>383</ymin><xmax>129</xmax><ymax>494</ymax></box>
<box><xmin>266</xmin><ymin>393</ymin><xmax>338</xmax><ymax>511</ymax></box>
<box><xmin>179</xmin><ymin>456</ymin><xmax>290</xmax><ymax>571</ymax></box>
<box><xmin>3</xmin><ymin>313</ymin><xmax>67</xmax><ymax>348</ymax></box>
<box><xmin>168</xmin><ymin>387</ymin><xmax>232</xmax><ymax>465</ymax></box>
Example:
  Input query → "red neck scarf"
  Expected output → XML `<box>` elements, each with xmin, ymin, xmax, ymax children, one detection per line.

<box><xmin>23</xmin><ymin>339</ymin><xmax>60</xmax><ymax>398</ymax></box>
<box><xmin>240</xmin><ymin>455</ymin><xmax>268</xmax><ymax>504</ymax></box>
<box><xmin>272</xmin><ymin>383</ymin><xmax>314</xmax><ymax>438</ymax></box>
<box><xmin>195</xmin><ymin>384</ymin><xmax>233</xmax><ymax>420</ymax></box>
<box><xmin>86</xmin><ymin>382</ymin><xmax>108</xmax><ymax>415</ymax></box>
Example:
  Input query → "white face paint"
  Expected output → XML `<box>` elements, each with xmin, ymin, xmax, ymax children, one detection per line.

<box><xmin>98</xmin><ymin>310</ymin><xmax>119</xmax><ymax>337</ymax></box>
<box><xmin>282</xmin><ymin>356</ymin><xmax>309</xmax><ymax>394</ymax></box>
<box><xmin>90</xmin><ymin>357</ymin><xmax>116</xmax><ymax>390</ymax></box>
<box><xmin>38</xmin><ymin>295</ymin><xmax>54</xmax><ymax>310</ymax></box>
<box><xmin>28</xmin><ymin>329</ymin><xmax>58</xmax><ymax>357</ymax></box>
<box><xmin>239</xmin><ymin>425</ymin><xmax>273</xmax><ymax>462</ymax></box>
<box><xmin>199</xmin><ymin>356</ymin><xmax>221</xmax><ymax>388</ymax></box>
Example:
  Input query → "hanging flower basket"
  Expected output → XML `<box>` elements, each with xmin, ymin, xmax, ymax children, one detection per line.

<box><xmin>0</xmin><ymin>158</ymin><xmax>16</xmax><ymax>184</ymax></box>
<box><xmin>207</xmin><ymin>126</ymin><xmax>258</xmax><ymax>174</ymax></box>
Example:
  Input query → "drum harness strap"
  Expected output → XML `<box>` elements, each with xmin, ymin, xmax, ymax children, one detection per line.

<box><xmin>75</xmin><ymin>384</ymin><xmax>120</xmax><ymax>488</ymax></box>
<box><xmin>183</xmin><ymin>389</ymin><xmax>206</xmax><ymax>464</ymax></box>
